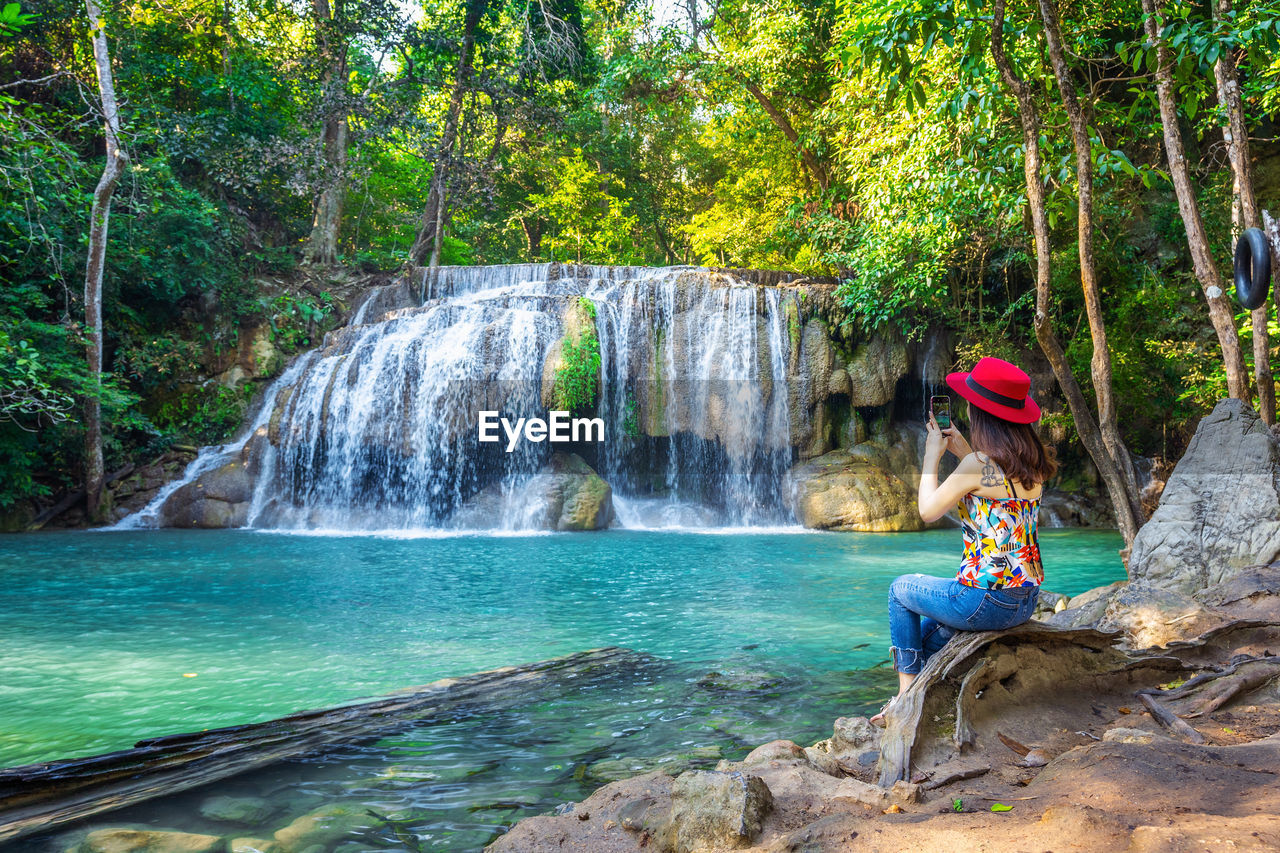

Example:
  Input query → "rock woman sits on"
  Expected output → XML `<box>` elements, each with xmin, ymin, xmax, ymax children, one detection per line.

<box><xmin>870</xmin><ymin>357</ymin><xmax>1057</xmax><ymax>727</ymax></box>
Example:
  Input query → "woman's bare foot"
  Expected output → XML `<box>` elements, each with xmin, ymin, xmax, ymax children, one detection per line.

<box><xmin>870</xmin><ymin>696</ymin><xmax>897</xmax><ymax>727</ymax></box>
<box><xmin>870</xmin><ymin>672</ymin><xmax>917</xmax><ymax>726</ymax></box>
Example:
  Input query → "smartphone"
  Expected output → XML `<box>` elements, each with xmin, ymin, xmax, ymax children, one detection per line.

<box><xmin>930</xmin><ymin>395</ymin><xmax>951</xmax><ymax>429</ymax></box>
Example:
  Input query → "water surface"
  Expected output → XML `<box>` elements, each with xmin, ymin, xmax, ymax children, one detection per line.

<box><xmin>0</xmin><ymin>528</ymin><xmax>1125</xmax><ymax>850</ymax></box>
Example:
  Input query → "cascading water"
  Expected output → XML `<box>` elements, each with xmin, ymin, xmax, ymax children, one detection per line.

<box><xmin>123</xmin><ymin>265</ymin><xmax>810</xmax><ymax>531</ymax></box>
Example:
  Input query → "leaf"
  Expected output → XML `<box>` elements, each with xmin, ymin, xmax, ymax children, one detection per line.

<box><xmin>998</xmin><ymin>731</ymin><xmax>1031</xmax><ymax>757</ymax></box>
<box><xmin>991</xmin><ymin>803</ymin><xmax>1014</xmax><ymax>812</ymax></box>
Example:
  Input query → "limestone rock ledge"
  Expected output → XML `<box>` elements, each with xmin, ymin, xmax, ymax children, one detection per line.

<box><xmin>453</xmin><ymin>451</ymin><xmax>615</xmax><ymax>531</ymax></box>
<box><xmin>1051</xmin><ymin>398</ymin><xmax>1280</xmax><ymax>648</ymax></box>
<box><xmin>787</xmin><ymin>449</ymin><xmax>923</xmax><ymax>532</ymax></box>
<box><xmin>515</xmin><ymin>451</ymin><xmax>615</xmax><ymax>531</ymax></box>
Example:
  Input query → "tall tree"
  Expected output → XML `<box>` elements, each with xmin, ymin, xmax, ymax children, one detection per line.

<box><xmin>303</xmin><ymin>0</ymin><xmax>350</xmax><ymax>266</ymax></box>
<box><xmin>990</xmin><ymin>0</ymin><xmax>1142</xmax><ymax>547</ymax></box>
<box><xmin>1141</xmin><ymin>0</ymin><xmax>1250</xmax><ymax>402</ymax></box>
<box><xmin>409</xmin><ymin>0</ymin><xmax>489</xmax><ymax>267</ymax></box>
<box><xmin>83</xmin><ymin>0</ymin><xmax>126</xmax><ymax>523</ymax></box>
<box><xmin>1212</xmin><ymin>0</ymin><xmax>1273</xmax><ymax>424</ymax></box>
<box><xmin>1036</xmin><ymin>0</ymin><xmax>1143</xmax><ymax>529</ymax></box>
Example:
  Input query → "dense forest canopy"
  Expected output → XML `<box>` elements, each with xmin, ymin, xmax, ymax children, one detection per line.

<box><xmin>3</xmin><ymin>0</ymin><xmax>1280</xmax><ymax>523</ymax></box>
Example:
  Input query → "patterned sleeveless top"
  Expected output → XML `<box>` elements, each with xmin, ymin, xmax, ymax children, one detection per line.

<box><xmin>956</xmin><ymin>457</ymin><xmax>1043</xmax><ymax>589</ymax></box>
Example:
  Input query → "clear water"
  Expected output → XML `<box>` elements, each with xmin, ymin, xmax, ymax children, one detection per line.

<box><xmin>0</xmin><ymin>529</ymin><xmax>1125</xmax><ymax>850</ymax></box>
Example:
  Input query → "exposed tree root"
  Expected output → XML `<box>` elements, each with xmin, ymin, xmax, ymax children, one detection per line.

<box><xmin>1144</xmin><ymin>656</ymin><xmax>1280</xmax><ymax>717</ymax></box>
<box><xmin>1137</xmin><ymin>692</ymin><xmax>1205</xmax><ymax>743</ymax></box>
<box><xmin>876</xmin><ymin>622</ymin><xmax>1188</xmax><ymax>787</ymax></box>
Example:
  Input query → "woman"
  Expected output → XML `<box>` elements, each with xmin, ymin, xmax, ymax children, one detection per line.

<box><xmin>870</xmin><ymin>356</ymin><xmax>1057</xmax><ymax>726</ymax></box>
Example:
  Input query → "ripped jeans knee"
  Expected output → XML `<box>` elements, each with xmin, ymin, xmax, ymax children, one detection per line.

<box><xmin>890</xmin><ymin>645</ymin><xmax>924</xmax><ymax>675</ymax></box>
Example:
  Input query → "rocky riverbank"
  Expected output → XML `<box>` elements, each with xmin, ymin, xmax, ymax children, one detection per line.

<box><xmin>484</xmin><ymin>398</ymin><xmax>1280</xmax><ymax>852</ymax></box>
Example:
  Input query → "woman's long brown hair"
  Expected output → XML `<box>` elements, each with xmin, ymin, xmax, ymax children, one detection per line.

<box><xmin>967</xmin><ymin>404</ymin><xmax>1058</xmax><ymax>490</ymax></box>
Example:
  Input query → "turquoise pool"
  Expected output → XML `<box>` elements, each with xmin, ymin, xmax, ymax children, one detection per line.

<box><xmin>0</xmin><ymin>528</ymin><xmax>1125</xmax><ymax>849</ymax></box>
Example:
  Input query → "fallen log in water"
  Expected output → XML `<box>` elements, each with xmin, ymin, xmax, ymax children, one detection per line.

<box><xmin>0</xmin><ymin>646</ymin><xmax>647</xmax><ymax>843</ymax></box>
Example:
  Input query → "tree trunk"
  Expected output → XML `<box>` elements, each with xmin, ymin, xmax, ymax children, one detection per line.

<box><xmin>1142</xmin><ymin>0</ymin><xmax>1251</xmax><ymax>403</ymax></box>
<box><xmin>410</xmin><ymin>0</ymin><xmax>487</xmax><ymax>266</ymax></box>
<box><xmin>740</xmin><ymin>77</ymin><xmax>830</xmax><ymax>192</ymax></box>
<box><xmin>1214</xmin><ymin>0</ymin><xmax>1274</xmax><ymax>423</ymax></box>
<box><xmin>83</xmin><ymin>0</ymin><xmax>126</xmax><ymax>525</ymax></box>
<box><xmin>303</xmin><ymin>0</ymin><xmax>348</xmax><ymax>267</ymax></box>
<box><xmin>990</xmin><ymin>0</ymin><xmax>1141</xmax><ymax>548</ymax></box>
<box><xmin>519</xmin><ymin>216</ymin><xmax>541</xmax><ymax>257</ymax></box>
<box><xmin>1037</xmin><ymin>0</ymin><xmax>1144</xmax><ymax>529</ymax></box>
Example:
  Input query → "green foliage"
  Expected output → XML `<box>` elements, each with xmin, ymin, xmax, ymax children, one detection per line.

<box><xmin>115</xmin><ymin>333</ymin><xmax>203</xmax><ymax>392</ymax></box>
<box><xmin>152</xmin><ymin>383</ymin><xmax>254</xmax><ymax>446</ymax></box>
<box><xmin>267</xmin><ymin>292</ymin><xmax>336</xmax><ymax>352</ymax></box>
<box><xmin>525</xmin><ymin>151</ymin><xmax>640</xmax><ymax>264</ymax></box>
<box><xmin>621</xmin><ymin>391</ymin><xmax>640</xmax><ymax>438</ymax></box>
<box><xmin>2</xmin><ymin>0</ymin><xmax>1277</xmax><ymax>503</ymax></box>
<box><xmin>552</xmin><ymin>298</ymin><xmax>601</xmax><ymax>415</ymax></box>
<box><xmin>0</xmin><ymin>2</ymin><xmax>35</xmax><ymax>34</ymax></box>
<box><xmin>0</xmin><ymin>328</ymin><xmax>75</xmax><ymax>425</ymax></box>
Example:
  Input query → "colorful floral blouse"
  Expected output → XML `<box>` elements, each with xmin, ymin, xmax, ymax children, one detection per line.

<box><xmin>956</xmin><ymin>481</ymin><xmax>1043</xmax><ymax>589</ymax></box>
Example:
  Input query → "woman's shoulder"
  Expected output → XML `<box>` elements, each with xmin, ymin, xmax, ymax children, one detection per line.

<box><xmin>959</xmin><ymin>452</ymin><xmax>1045</xmax><ymax>498</ymax></box>
<box><xmin>955</xmin><ymin>452</ymin><xmax>1003</xmax><ymax>482</ymax></box>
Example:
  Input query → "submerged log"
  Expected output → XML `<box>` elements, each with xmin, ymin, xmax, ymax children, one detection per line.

<box><xmin>0</xmin><ymin>646</ymin><xmax>648</xmax><ymax>843</ymax></box>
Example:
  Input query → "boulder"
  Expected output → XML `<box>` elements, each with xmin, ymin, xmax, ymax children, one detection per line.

<box><xmin>228</xmin><ymin>841</ymin><xmax>280</xmax><ymax>853</ymax></box>
<box><xmin>194</xmin><ymin>458</ymin><xmax>253</xmax><ymax>503</ymax></box>
<box><xmin>164</xmin><ymin>496</ymin><xmax>249</xmax><ymax>529</ymax></box>
<box><xmin>742</xmin><ymin>740</ymin><xmax>808</xmax><ymax>767</ymax></box>
<box><xmin>663</xmin><ymin>770</ymin><xmax>773</xmax><ymax>853</ymax></box>
<box><xmin>845</xmin><ymin>334</ymin><xmax>909</xmax><ymax>407</ymax></box>
<box><xmin>1046</xmin><ymin>581</ymin><xmax>1126</xmax><ymax>630</ymax></box>
<box><xmin>524</xmin><ymin>452</ymin><xmax>614</xmax><ymax>531</ymax></box>
<box><xmin>485</xmin><ymin>770</ymin><xmax>676</xmax><ymax>852</ymax></box>
<box><xmin>1097</xmin><ymin>581</ymin><xmax>1225</xmax><ymax>648</ymax></box>
<box><xmin>1129</xmin><ymin>398</ymin><xmax>1280</xmax><ymax>595</ymax></box>
<box><xmin>272</xmin><ymin>804</ymin><xmax>381</xmax><ymax>853</ymax></box>
<box><xmin>73</xmin><ymin>829</ymin><xmax>221</xmax><ymax>853</ymax></box>
<box><xmin>788</xmin><ymin>449</ymin><xmax>923</xmax><ymax>532</ymax></box>
<box><xmin>161</xmin><ymin>457</ymin><xmax>253</xmax><ymax>529</ymax></box>
<box><xmin>199</xmin><ymin>794</ymin><xmax>274</xmax><ymax>826</ymax></box>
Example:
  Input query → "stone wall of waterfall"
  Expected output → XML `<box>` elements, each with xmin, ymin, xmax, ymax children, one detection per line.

<box><xmin>121</xmin><ymin>264</ymin><xmax>945</xmax><ymax>532</ymax></box>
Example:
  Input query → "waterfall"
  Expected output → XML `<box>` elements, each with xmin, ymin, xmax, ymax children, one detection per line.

<box><xmin>123</xmin><ymin>265</ymin><xmax>807</xmax><ymax>531</ymax></box>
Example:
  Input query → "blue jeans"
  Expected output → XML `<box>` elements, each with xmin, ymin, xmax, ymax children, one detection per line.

<box><xmin>888</xmin><ymin>573</ymin><xmax>1039</xmax><ymax>674</ymax></box>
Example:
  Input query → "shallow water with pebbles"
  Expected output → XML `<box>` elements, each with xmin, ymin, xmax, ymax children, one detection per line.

<box><xmin>0</xmin><ymin>528</ymin><xmax>1124</xmax><ymax>850</ymax></box>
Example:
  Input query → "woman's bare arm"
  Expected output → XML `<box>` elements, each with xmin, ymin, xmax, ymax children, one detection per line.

<box><xmin>918</xmin><ymin>415</ymin><xmax>984</xmax><ymax>522</ymax></box>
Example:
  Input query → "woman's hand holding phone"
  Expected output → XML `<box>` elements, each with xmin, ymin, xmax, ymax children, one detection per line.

<box><xmin>924</xmin><ymin>414</ymin><xmax>946</xmax><ymax>460</ymax></box>
<box><xmin>942</xmin><ymin>424</ymin><xmax>972</xmax><ymax>459</ymax></box>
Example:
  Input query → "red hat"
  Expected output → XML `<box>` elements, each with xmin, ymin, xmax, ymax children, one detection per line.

<box><xmin>945</xmin><ymin>357</ymin><xmax>1041</xmax><ymax>424</ymax></box>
